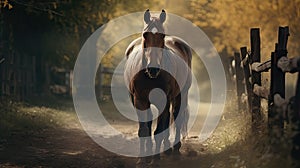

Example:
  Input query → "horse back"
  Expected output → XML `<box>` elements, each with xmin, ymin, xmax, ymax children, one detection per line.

<box><xmin>165</xmin><ymin>36</ymin><xmax>192</xmax><ymax>67</ymax></box>
<box><xmin>125</xmin><ymin>37</ymin><xmax>142</xmax><ymax>59</ymax></box>
<box><xmin>125</xmin><ymin>36</ymin><xmax>192</xmax><ymax>67</ymax></box>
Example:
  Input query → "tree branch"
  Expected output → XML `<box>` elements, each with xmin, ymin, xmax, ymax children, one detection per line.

<box><xmin>11</xmin><ymin>0</ymin><xmax>63</xmax><ymax>16</ymax></box>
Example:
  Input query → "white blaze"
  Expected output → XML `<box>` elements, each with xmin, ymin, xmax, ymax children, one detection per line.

<box><xmin>151</xmin><ymin>27</ymin><xmax>158</xmax><ymax>34</ymax></box>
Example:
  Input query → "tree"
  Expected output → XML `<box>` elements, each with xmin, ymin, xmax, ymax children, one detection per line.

<box><xmin>0</xmin><ymin>0</ymin><xmax>167</xmax><ymax>97</ymax></box>
<box><xmin>187</xmin><ymin>0</ymin><xmax>300</xmax><ymax>59</ymax></box>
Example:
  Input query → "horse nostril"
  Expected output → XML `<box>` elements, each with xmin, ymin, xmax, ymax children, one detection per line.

<box><xmin>147</xmin><ymin>67</ymin><xmax>160</xmax><ymax>78</ymax></box>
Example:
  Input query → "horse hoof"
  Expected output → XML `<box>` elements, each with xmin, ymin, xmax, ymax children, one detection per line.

<box><xmin>173</xmin><ymin>142</ymin><xmax>182</xmax><ymax>156</ymax></box>
<box><xmin>163</xmin><ymin>140</ymin><xmax>171</xmax><ymax>155</ymax></box>
<box><xmin>164</xmin><ymin>148</ymin><xmax>173</xmax><ymax>156</ymax></box>
<box><xmin>136</xmin><ymin>158</ymin><xmax>148</xmax><ymax>168</ymax></box>
<box><xmin>145</xmin><ymin>156</ymin><xmax>152</xmax><ymax>164</ymax></box>
<box><xmin>172</xmin><ymin>148</ymin><xmax>182</xmax><ymax>156</ymax></box>
<box><xmin>149</xmin><ymin>159</ymin><xmax>160</xmax><ymax>168</ymax></box>
<box><xmin>153</xmin><ymin>154</ymin><xmax>161</xmax><ymax>160</ymax></box>
<box><xmin>138</xmin><ymin>127</ymin><xmax>150</xmax><ymax>137</ymax></box>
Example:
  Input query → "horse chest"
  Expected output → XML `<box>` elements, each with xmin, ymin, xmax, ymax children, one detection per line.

<box><xmin>130</xmin><ymin>71</ymin><xmax>177</xmax><ymax>99</ymax></box>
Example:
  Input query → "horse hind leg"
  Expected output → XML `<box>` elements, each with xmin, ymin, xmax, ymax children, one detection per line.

<box><xmin>160</xmin><ymin>102</ymin><xmax>172</xmax><ymax>155</ymax></box>
<box><xmin>172</xmin><ymin>92</ymin><xmax>189</xmax><ymax>154</ymax></box>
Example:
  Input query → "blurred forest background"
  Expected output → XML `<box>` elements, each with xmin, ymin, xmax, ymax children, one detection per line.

<box><xmin>1</xmin><ymin>0</ymin><xmax>300</xmax><ymax>100</ymax></box>
<box><xmin>1</xmin><ymin>1</ymin><xmax>300</xmax><ymax>167</ymax></box>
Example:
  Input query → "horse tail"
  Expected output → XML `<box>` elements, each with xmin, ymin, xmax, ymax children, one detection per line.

<box><xmin>181</xmin><ymin>106</ymin><xmax>189</xmax><ymax>139</ymax></box>
<box><xmin>170</xmin><ymin>92</ymin><xmax>190</xmax><ymax>139</ymax></box>
<box><xmin>181</xmin><ymin>69</ymin><xmax>191</xmax><ymax>139</ymax></box>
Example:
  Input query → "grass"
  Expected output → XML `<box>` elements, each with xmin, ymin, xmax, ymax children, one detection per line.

<box><xmin>0</xmin><ymin>96</ymin><xmax>78</xmax><ymax>139</ymax></box>
<box><xmin>0</xmin><ymin>95</ymin><xmax>133</xmax><ymax>140</ymax></box>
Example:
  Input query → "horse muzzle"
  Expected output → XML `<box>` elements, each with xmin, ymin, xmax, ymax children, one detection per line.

<box><xmin>146</xmin><ymin>67</ymin><xmax>161</xmax><ymax>78</ymax></box>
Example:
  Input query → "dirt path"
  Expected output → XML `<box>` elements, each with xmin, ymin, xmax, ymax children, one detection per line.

<box><xmin>0</xmin><ymin>99</ymin><xmax>298</xmax><ymax>168</ymax></box>
<box><xmin>0</xmin><ymin>126</ymin><xmax>238</xmax><ymax>168</ymax></box>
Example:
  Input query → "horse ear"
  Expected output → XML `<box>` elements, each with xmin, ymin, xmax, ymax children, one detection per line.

<box><xmin>159</xmin><ymin>9</ymin><xmax>166</xmax><ymax>23</ymax></box>
<box><xmin>144</xmin><ymin>9</ymin><xmax>151</xmax><ymax>24</ymax></box>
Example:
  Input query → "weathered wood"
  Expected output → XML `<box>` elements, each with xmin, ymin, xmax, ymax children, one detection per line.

<box><xmin>101</xmin><ymin>67</ymin><xmax>123</xmax><ymax>75</ymax></box>
<box><xmin>69</xmin><ymin>70</ymin><xmax>73</xmax><ymax>96</ymax></box>
<box><xmin>228</xmin><ymin>56</ymin><xmax>235</xmax><ymax>84</ymax></box>
<box><xmin>295</xmin><ymin>73</ymin><xmax>300</xmax><ymax>119</ymax></box>
<box><xmin>251</xmin><ymin>60</ymin><xmax>271</xmax><ymax>73</ymax></box>
<box><xmin>277</xmin><ymin>56</ymin><xmax>300</xmax><ymax>73</ymax></box>
<box><xmin>291</xmin><ymin>72</ymin><xmax>300</xmax><ymax>159</ymax></box>
<box><xmin>229</xmin><ymin>56</ymin><xmax>234</xmax><ymax>75</ymax></box>
<box><xmin>234</xmin><ymin>52</ymin><xmax>246</xmax><ymax>112</ymax></box>
<box><xmin>272</xmin><ymin>93</ymin><xmax>290</xmax><ymax>122</ymax></box>
<box><xmin>268</xmin><ymin>52</ymin><xmax>277</xmax><ymax>130</ymax></box>
<box><xmin>273</xmin><ymin>93</ymin><xmax>287</xmax><ymax>107</ymax></box>
<box><xmin>98</xmin><ymin>64</ymin><xmax>126</xmax><ymax>100</ymax></box>
<box><xmin>250</xmin><ymin>28</ymin><xmax>262</xmax><ymax>123</ymax></box>
<box><xmin>3</xmin><ymin>57</ymin><xmax>7</xmax><ymax>96</ymax></box>
<box><xmin>253</xmin><ymin>84</ymin><xmax>269</xmax><ymax>99</ymax></box>
<box><xmin>268</xmin><ymin>27</ymin><xmax>289</xmax><ymax>136</ymax></box>
<box><xmin>15</xmin><ymin>52</ymin><xmax>19</xmax><ymax>99</ymax></box>
<box><xmin>98</xmin><ymin>64</ymin><xmax>103</xmax><ymax>100</ymax></box>
<box><xmin>241</xmin><ymin>56</ymin><xmax>249</xmax><ymax>67</ymax></box>
<box><xmin>275</xmin><ymin>26</ymin><xmax>289</xmax><ymax>99</ymax></box>
<box><xmin>32</xmin><ymin>56</ymin><xmax>36</xmax><ymax>96</ymax></box>
<box><xmin>240</xmin><ymin>47</ymin><xmax>252</xmax><ymax>112</ymax></box>
<box><xmin>2</xmin><ymin>51</ymin><xmax>37</xmax><ymax>100</ymax></box>
<box><xmin>0</xmin><ymin>57</ymin><xmax>4</xmax><ymax>98</ymax></box>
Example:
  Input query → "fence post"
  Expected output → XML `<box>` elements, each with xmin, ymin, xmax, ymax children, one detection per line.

<box><xmin>269</xmin><ymin>51</ymin><xmax>275</xmax><ymax>124</ymax></box>
<box><xmin>267</xmin><ymin>27</ymin><xmax>290</xmax><ymax>148</ymax></box>
<box><xmin>227</xmin><ymin>56</ymin><xmax>235</xmax><ymax>90</ymax></box>
<box><xmin>234</xmin><ymin>52</ymin><xmax>246</xmax><ymax>112</ymax></box>
<box><xmin>295</xmin><ymin>72</ymin><xmax>300</xmax><ymax>120</ymax></box>
<box><xmin>32</xmin><ymin>56</ymin><xmax>36</xmax><ymax>96</ymax></box>
<box><xmin>268</xmin><ymin>27</ymin><xmax>289</xmax><ymax>132</ymax></box>
<box><xmin>292</xmin><ymin>72</ymin><xmax>300</xmax><ymax>159</ymax></box>
<box><xmin>240</xmin><ymin>47</ymin><xmax>252</xmax><ymax>113</ymax></box>
<box><xmin>250</xmin><ymin>28</ymin><xmax>262</xmax><ymax>124</ymax></box>
<box><xmin>98</xmin><ymin>64</ymin><xmax>103</xmax><ymax>100</ymax></box>
<box><xmin>276</xmin><ymin>26</ymin><xmax>289</xmax><ymax>99</ymax></box>
<box><xmin>0</xmin><ymin>56</ymin><xmax>3</xmax><ymax>99</ymax></box>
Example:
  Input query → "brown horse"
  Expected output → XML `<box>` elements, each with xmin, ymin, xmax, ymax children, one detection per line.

<box><xmin>124</xmin><ymin>9</ymin><xmax>192</xmax><ymax>166</ymax></box>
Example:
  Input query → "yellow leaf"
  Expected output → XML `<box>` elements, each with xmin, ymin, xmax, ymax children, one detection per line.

<box><xmin>3</xmin><ymin>0</ymin><xmax>8</xmax><ymax>8</ymax></box>
<box><xmin>63</xmin><ymin>55</ymin><xmax>70</xmax><ymax>61</ymax></box>
<box><xmin>8</xmin><ymin>4</ymin><xmax>12</xmax><ymax>10</ymax></box>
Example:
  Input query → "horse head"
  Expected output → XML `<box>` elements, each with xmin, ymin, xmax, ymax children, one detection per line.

<box><xmin>143</xmin><ymin>9</ymin><xmax>166</xmax><ymax>78</ymax></box>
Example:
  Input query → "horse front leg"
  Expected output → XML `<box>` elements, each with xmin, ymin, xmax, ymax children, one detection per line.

<box><xmin>153</xmin><ymin>101</ymin><xmax>171</xmax><ymax>160</ymax></box>
<box><xmin>135</xmin><ymin>98</ymin><xmax>152</xmax><ymax>167</ymax></box>
<box><xmin>145</xmin><ymin>109</ymin><xmax>153</xmax><ymax>163</ymax></box>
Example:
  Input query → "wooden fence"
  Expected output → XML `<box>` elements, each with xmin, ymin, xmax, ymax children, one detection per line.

<box><xmin>97</xmin><ymin>65</ymin><xmax>123</xmax><ymax>100</ymax></box>
<box><xmin>0</xmin><ymin>51</ymin><xmax>73</xmax><ymax>100</ymax></box>
<box><xmin>231</xmin><ymin>26</ymin><xmax>300</xmax><ymax>158</ymax></box>
<box><xmin>0</xmin><ymin>51</ymin><xmax>36</xmax><ymax>101</ymax></box>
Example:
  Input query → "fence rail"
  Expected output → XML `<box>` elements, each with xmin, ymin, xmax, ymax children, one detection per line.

<box><xmin>0</xmin><ymin>52</ymin><xmax>36</xmax><ymax>100</ymax></box>
<box><xmin>98</xmin><ymin>65</ymin><xmax>124</xmax><ymax>100</ymax></box>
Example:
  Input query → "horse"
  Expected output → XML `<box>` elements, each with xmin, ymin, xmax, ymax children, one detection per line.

<box><xmin>124</xmin><ymin>9</ymin><xmax>192</xmax><ymax>167</ymax></box>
